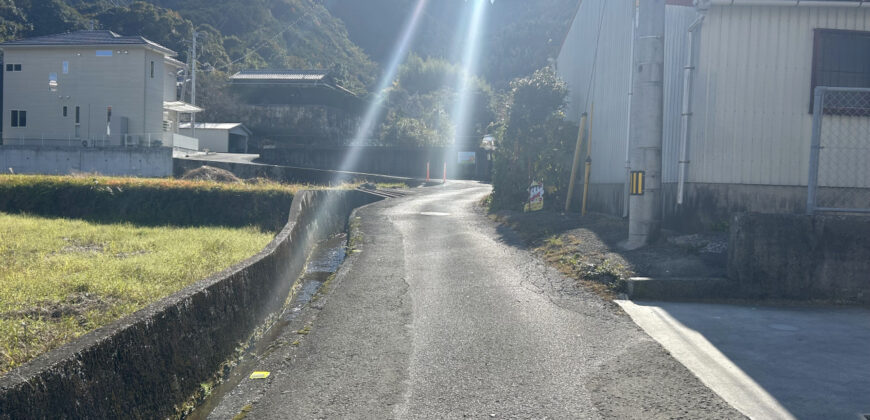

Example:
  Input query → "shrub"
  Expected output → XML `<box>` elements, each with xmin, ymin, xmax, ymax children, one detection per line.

<box><xmin>0</xmin><ymin>175</ymin><xmax>298</xmax><ymax>231</ymax></box>
<box><xmin>491</xmin><ymin>68</ymin><xmax>578</xmax><ymax>211</ymax></box>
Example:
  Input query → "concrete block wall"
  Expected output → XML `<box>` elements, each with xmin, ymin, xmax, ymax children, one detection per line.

<box><xmin>0</xmin><ymin>145</ymin><xmax>172</xmax><ymax>177</ymax></box>
<box><xmin>728</xmin><ymin>212</ymin><xmax>870</xmax><ymax>304</ymax></box>
<box><xmin>0</xmin><ymin>190</ymin><xmax>382</xmax><ymax>418</ymax></box>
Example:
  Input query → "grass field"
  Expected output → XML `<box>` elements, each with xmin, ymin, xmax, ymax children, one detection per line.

<box><xmin>0</xmin><ymin>212</ymin><xmax>274</xmax><ymax>374</ymax></box>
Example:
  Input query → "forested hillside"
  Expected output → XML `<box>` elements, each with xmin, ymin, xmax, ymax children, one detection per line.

<box><xmin>0</xmin><ymin>0</ymin><xmax>376</xmax><ymax>93</ymax></box>
<box><xmin>325</xmin><ymin>0</ymin><xmax>580</xmax><ymax>89</ymax></box>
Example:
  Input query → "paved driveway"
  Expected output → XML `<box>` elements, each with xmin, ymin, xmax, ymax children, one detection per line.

<box><xmin>619</xmin><ymin>300</ymin><xmax>870</xmax><ymax>420</ymax></box>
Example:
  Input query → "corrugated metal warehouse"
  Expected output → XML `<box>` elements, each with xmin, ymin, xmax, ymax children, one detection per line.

<box><xmin>557</xmin><ymin>0</ymin><xmax>870</xmax><ymax>229</ymax></box>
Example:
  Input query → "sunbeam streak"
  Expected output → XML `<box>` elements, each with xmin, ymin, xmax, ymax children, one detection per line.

<box><xmin>337</xmin><ymin>0</ymin><xmax>428</xmax><ymax>176</ymax></box>
<box><xmin>445</xmin><ymin>0</ymin><xmax>489</xmax><ymax>179</ymax></box>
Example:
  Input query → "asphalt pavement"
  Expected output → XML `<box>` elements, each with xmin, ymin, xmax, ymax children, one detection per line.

<box><xmin>206</xmin><ymin>181</ymin><xmax>743</xmax><ymax>419</ymax></box>
<box><xmin>618</xmin><ymin>300</ymin><xmax>870</xmax><ymax>420</ymax></box>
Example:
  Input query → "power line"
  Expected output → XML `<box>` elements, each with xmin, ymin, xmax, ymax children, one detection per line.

<box><xmin>214</xmin><ymin>5</ymin><xmax>329</xmax><ymax>73</ymax></box>
<box><xmin>583</xmin><ymin>0</ymin><xmax>607</xmax><ymax>112</ymax></box>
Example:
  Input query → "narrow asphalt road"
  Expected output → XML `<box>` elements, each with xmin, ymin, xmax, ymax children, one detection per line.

<box><xmin>208</xmin><ymin>181</ymin><xmax>743</xmax><ymax>419</ymax></box>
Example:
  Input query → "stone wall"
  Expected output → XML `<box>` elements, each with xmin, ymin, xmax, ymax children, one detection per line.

<box><xmin>728</xmin><ymin>212</ymin><xmax>870</xmax><ymax>303</ymax></box>
<box><xmin>0</xmin><ymin>145</ymin><xmax>172</xmax><ymax>177</ymax></box>
<box><xmin>0</xmin><ymin>190</ymin><xmax>382</xmax><ymax>418</ymax></box>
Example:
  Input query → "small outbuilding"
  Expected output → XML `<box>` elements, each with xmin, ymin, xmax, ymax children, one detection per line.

<box><xmin>178</xmin><ymin>123</ymin><xmax>251</xmax><ymax>153</ymax></box>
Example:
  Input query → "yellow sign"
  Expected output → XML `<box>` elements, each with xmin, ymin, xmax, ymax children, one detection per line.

<box><xmin>630</xmin><ymin>171</ymin><xmax>645</xmax><ymax>196</ymax></box>
<box><xmin>249</xmin><ymin>371</ymin><xmax>271</xmax><ymax>379</ymax></box>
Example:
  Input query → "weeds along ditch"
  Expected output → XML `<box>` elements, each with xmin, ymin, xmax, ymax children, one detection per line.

<box><xmin>0</xmin><ymin>175</ymin><xmax>309</xmax><ymax>374</ymax></box>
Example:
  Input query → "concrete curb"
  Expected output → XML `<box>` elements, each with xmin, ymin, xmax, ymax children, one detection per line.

<box><xmin>626</xmin><ymin>277</ymin><xmax>733</xmax><ymax>301</ymax></box>
<box><xmin>0</xmin><ymin>190</ymin><xmax>382</xmax><ymax>418</ymax></box>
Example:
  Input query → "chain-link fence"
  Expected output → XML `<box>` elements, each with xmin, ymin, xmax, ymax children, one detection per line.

<box><xmin>807</xmin><ymin>86</ymin><xmax>870</xmax><ymax>214</ymax></box>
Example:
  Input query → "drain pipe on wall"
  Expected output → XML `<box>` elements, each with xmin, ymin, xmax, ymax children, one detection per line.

<box><xmin>677</xmin><ymin>14</ymin><xmax>705</xmax><ymax>205</ymax></box>
<box><xmin>623</xmin><ymin>0</ymin><xmax>639</xmax><ymax>218</ymax></box>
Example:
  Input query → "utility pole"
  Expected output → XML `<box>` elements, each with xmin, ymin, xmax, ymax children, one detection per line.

<box><xmin>191</xmin><ymin>30</ymin><xmax>198</xmax><ymax>139</ymax></box>
<box><xmin>625</xmin><ymin>0</ymin><xmax>665</xmax><ymax>249</ymax></box>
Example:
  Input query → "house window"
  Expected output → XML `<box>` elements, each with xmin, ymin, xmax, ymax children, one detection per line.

<box><xmin>4</xmin><ymin>64</ymin><xmax>11</xmax><ymax>72</ymax></box>
<box><xmin>75</xmin><ymin>106</ymin><xmax>80</xmax><ymax>124</ymax></box>
<box><xmin>811</xmin><ymin>29</ymin><xmax>870</xmax><ymax>113</ymax></box>
<box><xmin>150</xmin><ymin>61</ymin><xmax>155</xmax><ymax>78</ymax></box>
<box><xmin>49</xmin><ymin>73</ymin><xmax>58</xmax><ymax>92</ymax></box>
<box><xmin>5</xmin><ymin>64</ymin><xmax>21</xmax><ymax>72</ymax></box>
<box><xmin>13</xmin><ymin>64</ymin><xmax>20</xmax><ymax>71</ymax></box>
<box><xmin>63</xmin><ymin>106</ymin><xmax>68</xmax><ymax>117</ymax></box>
<box><xmin>63</xmin><ymin>61</ymin><xmax>69</xmax><ymax>74</ymax></box>
<box><xmin>96</xmin><ymin>50</ymin><xmax>112</xmax><ymax>57</ymax></box>
<box><xmin>10</xmin><ymin>110</ymin><xmax>26</xmax><ymax>127</ymax></box>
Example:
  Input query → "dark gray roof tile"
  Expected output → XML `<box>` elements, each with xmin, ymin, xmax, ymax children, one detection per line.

<box><xmin>0</xmin><ymin>30</ymin><xmax>175</xmax><ymax>55</ymax></box>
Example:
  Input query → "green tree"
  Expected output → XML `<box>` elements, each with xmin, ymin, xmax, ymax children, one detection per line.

<box><xmin>378</xmin><ymin>54</ymin><xmax>494</xmax><ymax>147</ymax></box>
<box><xmin>491</xmin><ymin>67</ymin><xmax>577</xmax><ymax>211</ymax></box>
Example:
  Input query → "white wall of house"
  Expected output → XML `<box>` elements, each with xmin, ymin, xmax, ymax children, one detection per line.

<box><xmin>1</xmin><ymin>46</ymin><xmax>177</xmax><ymax>146</ymax></box>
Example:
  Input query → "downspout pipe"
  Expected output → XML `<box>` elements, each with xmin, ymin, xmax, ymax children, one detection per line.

<box><xmin>677</xmin><ymin>14</ymin><xmax>705</xmax><ymax>205</ymax></box>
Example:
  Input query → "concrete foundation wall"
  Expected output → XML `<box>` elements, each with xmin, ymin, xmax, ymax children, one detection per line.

<box><xmin>0</xmin><ymin>145</ymin><xmax>171</xmax><ymax>177</ymax></box>
<box><xmin>662</xmin><ymin>182</ymin><xmax>810</xmax><ymax>231</ymax></box>
<box><xmin>0</xmin><ymin>190</ymin><xmax>381</xmax><ymax>418</ymax></box>
<box><xmin>728</xmin><ymin>213</ymin><xmax>870</xmax><ymax>304</ymax></box>
<box><xmin>586</xmin><ymin>180</ymin><xmax>870</xmax><ymax>232</ymax></box>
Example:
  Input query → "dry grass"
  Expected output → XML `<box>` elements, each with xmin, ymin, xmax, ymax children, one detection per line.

<box><xmin>0</xmin><ymin>212</ymin><xmax>274</xmax><ymax>374</ymax></box>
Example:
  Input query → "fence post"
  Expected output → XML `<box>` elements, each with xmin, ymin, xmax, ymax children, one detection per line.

<box><xmin>807</xmin><ymin>86</ymin><xmax>825</xmax><ymax>215</ymax></box>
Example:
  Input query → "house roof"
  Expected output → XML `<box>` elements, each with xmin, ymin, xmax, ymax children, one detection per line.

<box><xmin>229</xmin><ymin>69</ymin><xmax>331</xmax><ymax>83</ymax></box>
<box><xmin>164</xmin><ymin>101</ymin><xmax>203</xmax><ymax>113</ymax></box>
<box><xmin>179</xmin><ymin>122</ymin><xmax>252</xmax><ymax>136</ymax></box>
<box><xmin>0</xmin><ymin>30</ymin><xmax>176</xmax><ymax>55</ymax></box>
<box><xmin>179</xmin><ymin>122</ymin><xmax>244</xmax><ymax>130</ymax></box>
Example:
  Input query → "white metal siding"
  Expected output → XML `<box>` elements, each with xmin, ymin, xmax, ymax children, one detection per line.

<box><xmin>690</xmin><ymin>6</ymin><xmax>870</xmax><ymax>186</ymax></box>
<box><xmin>557</xmin><ymin>1</ymin><xmax>697</xmax><ymax>184</ymax></box>
<box><xmin>178</xmin><ymin>128</ymin><xmax>230</xmax><ymax>153</ymax></box>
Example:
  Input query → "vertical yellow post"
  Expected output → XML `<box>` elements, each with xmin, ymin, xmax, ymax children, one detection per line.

<box><xmin>564</xmin><ymin>113</ymin><xmax>588</xmax><ymax>213</ymax></box>
<box><xmin>581</xmin><ymin>103</ymin><xmax>594</xmax><ymax>216</ymax></box>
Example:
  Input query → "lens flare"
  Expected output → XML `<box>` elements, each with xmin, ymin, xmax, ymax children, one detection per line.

<box><xmin>336</xmin><ymin>0</ymin><xmax>428</xmax><ymax>175</ymax></box>
<box><xmin>445</xmin><ymin>0</ymin><xmax>489</xmax><ymax>180</ymax></box>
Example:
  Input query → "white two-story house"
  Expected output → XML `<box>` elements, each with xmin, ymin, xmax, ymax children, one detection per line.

<box><xmin>0</xmin><ymin>30</ymin><xmax>199</xmax><ymax>147</ymax></box>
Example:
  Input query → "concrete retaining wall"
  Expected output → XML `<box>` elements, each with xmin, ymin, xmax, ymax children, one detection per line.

<box><xmin>728</xmin><ymin>212</ymin><xmax>870</xmax><ymax>303</ymax></box>
<box><xmin>0</xmin><ymin>145</ymin><xmax>172</xmax><ymax>177</ymax></box>
<box><xmin>260</xmin><ymin>145</ymin><xmax>492</xmax><ymax>181</ymax></box>
<box><xmin>174</xmin><ymin>157</ymin><xmax>421</xmax><ymax>186</ymax></box>
<box><xmin>0</xmin><ymin>190</ymin><xmax>381</xmax><ymax>418</ymax></box>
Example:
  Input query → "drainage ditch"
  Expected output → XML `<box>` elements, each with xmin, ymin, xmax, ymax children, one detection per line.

<box><xmin>185</xmin><ymin>232</ymin><xmax>348</xmax><ymax>419</ymax></box>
